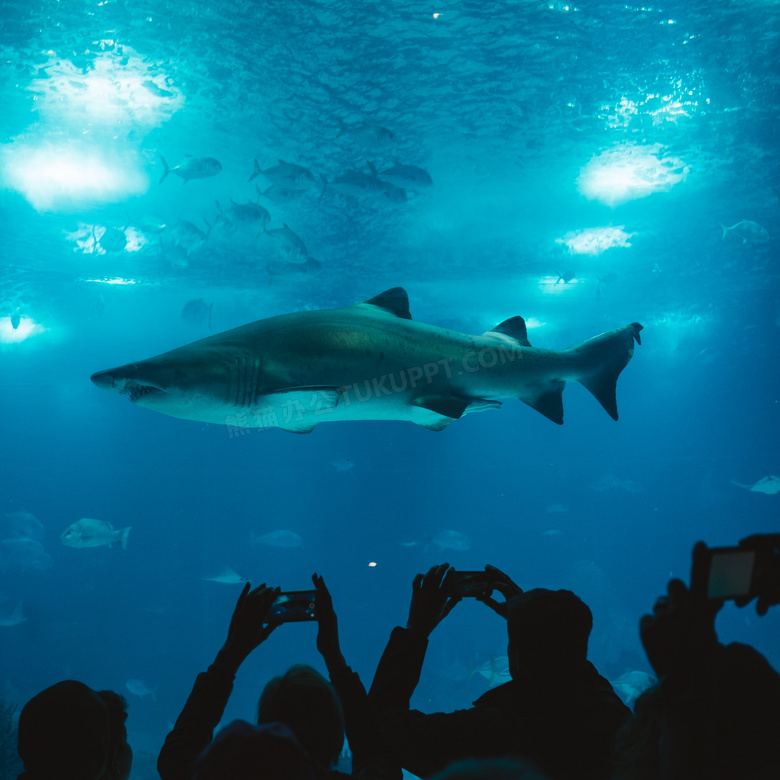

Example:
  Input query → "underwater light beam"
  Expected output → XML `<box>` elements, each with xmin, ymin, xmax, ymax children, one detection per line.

<box><xmin>2</xmin><ymin>144</ymin><xmax>148</xmax><ymax>212</ymax></box>
<box><xmin>577</xmin><ymin>145</ymin><xmax>687</xmax><ymax>207</ymax></box>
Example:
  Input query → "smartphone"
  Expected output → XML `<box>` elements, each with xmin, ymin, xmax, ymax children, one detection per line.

<box><xmin>691</xmin><ymin>545</ymin><xmax>760</xmax><ymax>599</ymax></box>
<box><xmin>266</xmin><ymin>590</ymin><xmax>317</xmax><ymax>622</ymax></box>
<box><xmin>447</xmin><ymin>571</ymin><xmax>494</xmax><ymax>598</ymax></box>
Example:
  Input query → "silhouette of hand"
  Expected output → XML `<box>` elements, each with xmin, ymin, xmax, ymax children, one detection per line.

<box><xmin>313</xmin><ymin>573</ymin><xmax>344</xmax><ymax>668</ymax></box>
<box><xmin>639</xmin><ymin>566</ymin><xmax>721</xmax><ymax>679</ymax></box>
<box><xmin>222</xmin><ymin>582</ymin><xmax>280</xmax><ymax>661</ymax></box>
<box><xmin>734</xmin><ymin>534</ymin><xmax>780</xmax><ymax>616</ymax></box>
<box><xmin>477</xmin><ymin>564</ymin><xmax>523</xmax><ymax>618</ymax></box>
<box><xmin>406</xmin><ymin>563</ymin><xmax>461</xmax><ymax>638</ymax></box>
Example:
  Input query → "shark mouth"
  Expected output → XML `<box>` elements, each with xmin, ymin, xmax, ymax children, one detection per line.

<box><xmin>125</xmin><ymin>382</ymin><xmax>164</xmax><ymax>403</ymax></box>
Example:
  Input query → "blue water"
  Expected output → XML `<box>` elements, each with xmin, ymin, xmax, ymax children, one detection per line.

<box><xmin>1</xmin><ymin>0</ymin><xmax>779</xmax><ymax>775</ymax></box>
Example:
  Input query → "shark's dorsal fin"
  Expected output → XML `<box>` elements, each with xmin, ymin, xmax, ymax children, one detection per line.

<box><xmin>484</xmin><ymin>316</ymin><xmax>531</xmax><ymax>347</ymax></box>
<box><xmin>362</xmin><ymin>288</ymin><xmax>412</xmax><ymax>319</ymax></box>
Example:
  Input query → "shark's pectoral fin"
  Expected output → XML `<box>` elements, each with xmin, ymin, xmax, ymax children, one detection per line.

<box><xmin>273</xmin><ymin>385</ymin><xmax>342</xmax><ymax>408</ymax></box>
<box><xmin>262</xmin><ymin>385</ymin><xmax>343</xmax><ymax>433</ymax></box>
<box><xmin>284</xmin><ymin>423</ymin><xmax>317</xmax><ymax>434</ymax></box>
<box><xmin>519</xmin><ymin>382</ymin><xmax>565</xmax><ymax>424</ymax></box>
<box><xmin>412</xmin><ymin>394</ymin><xmax>502</xmax><ymax>431</ymax></box>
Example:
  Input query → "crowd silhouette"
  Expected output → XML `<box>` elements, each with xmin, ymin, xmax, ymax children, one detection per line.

<box><xmin>11</xmin><ymin>535</ymin><xmax>780</xmax><ymax>780</ymax></box>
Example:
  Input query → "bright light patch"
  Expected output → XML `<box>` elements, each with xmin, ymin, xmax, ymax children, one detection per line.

<box><xmin>556</xmin><ymin>226</ymin><xmax>634</xmax><ymax>256</ymax></box>
<box><xmin>577</xmin><ymin>145</ymin><xmax>687</xmax><ymax>206</ymax></box>
<box><xmin>83</xmin><ymin>277</ymin><xmax>138</xmax><ymax>285</ymax></box>
<box><xmin>648</xmin><ymin>311</ymin><xmax>707</xmax><ymax>328</ymax></box>
<box><xmin>28</xmin><ymin>45</ymin><xmax>183</xmax><ymax>128</ymax></box>
<box><xmin>0</xmin><ymin>317</ymin><xmax>46</xmax><ymax>344</ymax></box>
<box><xmin>67</xmin><ymin>224</ymin><xmax>149</xmax><ymax>255</ymax></box>
<box><xmin>525</xmin><ymin>317</ymin><xmax>545</xmax><ymax>330</ymax></box>
<box><xmin>3</xmin><ymin>143</ymin><xmax>148</xmax><ymax>212</ymax></box>
<box><xmin>368</xmin><ymin>561</ymin><xmax>377</xmax><ymax>567</ymax></box>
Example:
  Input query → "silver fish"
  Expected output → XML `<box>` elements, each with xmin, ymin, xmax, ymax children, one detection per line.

<box><xmin>720</xmin><ymin>220</ymin><xmax>770</xmax><ymax>243</ymax></box>
<box><xmin>262</xmin><ymin>223</ymin><xmax>308</xmax><ymax>263</ymax></box>
<box><xmin>248</xmin><ymin>159</ymin><xmax>317</xmax><ymax>190</ymax></box>
<box><xmin>60</xmin><ymin>518</ymin><xmax>131</xmax><ymax>549</ymax></box>
<box><xmin>159</xmin><ymin>155</ymin><xmax>222</xmax><ymax>184</ymax></box>
<box><xmin>376</xmin><ymin>162</ymin><xmax>433</xmax><ymax>189</ymax></box>
<box><xmin>337</xmin><ymin>120</ymin><xmax>395</xmax><ymax>149</ymax></box>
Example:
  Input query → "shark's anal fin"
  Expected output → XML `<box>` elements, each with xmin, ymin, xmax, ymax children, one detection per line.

<box><xmin>520</xmin><ymin>382</ymin><xmax>565</xmax><ymax>424</ymax></box>
<box><xmin>363</xmin><ymin>288</ymin><xmax>412</xmax><ymax>319</ymax></box>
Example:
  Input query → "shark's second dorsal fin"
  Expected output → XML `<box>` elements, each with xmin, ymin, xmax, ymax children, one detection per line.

<box><xmin>362</xmin><ymin>288</ymin><xmax>412</xmax><ymax>319</ymax></box>
<box><xmin>485</xmin><ymin>316</ymin><xmax>531</xmax><ymax>347</ymax></box>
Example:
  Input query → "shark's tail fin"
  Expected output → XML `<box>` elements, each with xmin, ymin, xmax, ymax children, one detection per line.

<box><xmin>568</xmin><ymin>323</ymin><xmax>643</xmax><ymax>420</ymax></box>
<box><xmin>159</xmin><ymin>156</ymin><xmax>170</xmax><ymax>184</ymax></box>
<box><xmin>119</xmin><ymin>526</ymin><xmax>132</xmax><ymax>550</ymax></box>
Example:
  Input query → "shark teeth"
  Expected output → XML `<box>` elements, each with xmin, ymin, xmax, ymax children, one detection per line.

<box><xmin>127</xmin><ymin>383</ymin><xmax>160</xmax><ymax>403</ymax></box>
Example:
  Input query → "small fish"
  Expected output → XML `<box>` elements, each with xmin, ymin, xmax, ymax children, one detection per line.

<box><xmin>125</xmin><ymin>678</ymin><xmax>156</xmax><ymax>700</ymax></box>
<box><xmin>0</xmin><ymin>602</ymin><xmax>27</xmax><ymax>628</ymax></box>
<box><xmin>60</xmin><ymin>518</ymin><xmax>131</xmax><ymax>549</ymax></box>
<box><xmin>248</xmin><ymin>159</ymin><xmax>317</xmax><ymax>190</ymax></box>
<box><xmin>10</xmin><ymin>313</ymin><xmax>20</xmax><ymax>329</ymax></box>
<box><xmin>470</xmin><ymin>656</ymin><xmax>511</xmax><ymax>688</ymax></box>
<box><xmin>376</xmin><ymin>162</ymin><xmax>433</xmax><ymax>189</ymax></box>
<box><xmin>1</xmin><ymin>511</ymin><xmax>44</xmax><ymax>540</ymax></box>
<box><xmin>181</xmin><ymin>299</ymin><xmax>213</xmax><ymax>329</ymax></box>
<box><xmin>250</xmin><ymin>530</ymin><xmax>303</xmax><ymax>548</ymax></box>
<box><xmin>0</xmin><ymin>538</ymin><xmax>52</xmax><ymax>572</ymax></box>
<box><xmin>160</xmin><ymin>155</ymin><xmax>222</xmax><ymax>184</ymax></box>
<box><xmin>216</xmin><ymin>195</ymin><xmax>270</xmax><ymax>229</ymax></box>
<box><xmin>590</xmin><ymin>474</ymin><xmax>643</xmax><ymax>493</ymax></box>
<box><xmin>609</xmin><ymin>670</ymin><xmax>656</xmax><ymax>705</ymax></box>
<box><xmin>731</xmin><ymin>476</ymin><xmax>780</xmax><ymax>495</ymax></box>
<box><xmin>337</xmin><ymin>120</ymin><xmax>395</xmax><ymax>149</ymax></box>
<box><xmin>257</xmin><ymin>184</ymin><xmax>304</xmax><ymax>205</ymax></box>
<box><xmin>131</xmin><ymin>214</ymin><xmax>167</xmax><ymax>235</ymax></box>
<box><xmin>166</xmin><ymin>220</ymin><xmax>211</xmax><ymax>255</ymax></box>
<box><xmin>331</xmin><ymin>457</ymin><xmax>355</xmax><ymax>472</ymax></box>
<box><xmin>203</xmin><ymin>567</ymin><xmax>248</xmax><ymax>584</ymax></box>
<box><xmin>545</xmin><ymin>504</ymin><xmax>569</xmax><ymax>514</ymax></box>
<box><xmin>720</xmin><ymin>220</ymin><xmax>770</xmax><ymax>244</ymax></box>
<box><xmin>431</xmin><ymin>530</ymin><xmax>471</xmax><ymax>551</ymax></box>
<box><xmin>93</xmin><ymin>226</ymin><xmax>127</xmax><ymax>253</ymax></box>
<box><xmin>142</xmin><ymin>80</ymin><xmax>174</xmax><ymax>98</ymax></box>
<box><xmin>595</xmin><ymin>273</ymin><xmax>618</xmax><ymax>301</ymax></box>
<box><xmin>266</xmin><ymin>257</ymin><xmax>322</xmax><ymax>277</ymax></box>
<box><xmin>263</xmin><ymin>223</ymin><xmax>309</xmax><ymax>263</ymax></box>
<box><xmin>327</xmin><ymin>169</ymin><xmax>387</xmax><ymax>200</ymax></box>
<box><xmin>556</xmin><ymin>270</ymin><xmax>576</xmax><ymax>284</ymax></box>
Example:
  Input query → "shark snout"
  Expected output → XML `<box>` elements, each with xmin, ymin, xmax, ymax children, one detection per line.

<box><xmin>91</xmin><ymin>370</ymin><xmax>119</xmax><ymax>391</ymax></box>
<box><xmin>91</xmin><ymin>364</ymin><xmax>168</xmax><ymax>404</ymax></box>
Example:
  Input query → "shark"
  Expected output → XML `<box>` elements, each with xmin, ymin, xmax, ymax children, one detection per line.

<box><xmin>91</xmin><ymin>288</ymin><xmax>642</xmax><ymax>434</ymax></box>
